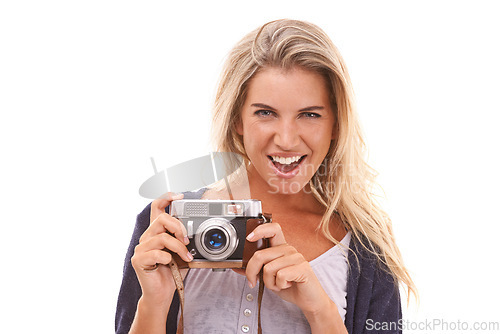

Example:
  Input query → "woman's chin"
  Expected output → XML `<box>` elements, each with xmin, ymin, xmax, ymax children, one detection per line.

<box><xmin>247</xmin><ymin>164</ymin><xmax>311</xmax><ymax>196</ymax></box>
<box><xmin>265</xmin><ymin>177</ymin><xmax>309</xmax><ymax>195</ymax></box>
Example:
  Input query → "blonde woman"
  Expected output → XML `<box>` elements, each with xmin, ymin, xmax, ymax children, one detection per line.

<box><xmin>116</xmin><ymin>19</ymin><xmax>416</xmax><ymax>334</ymax></box>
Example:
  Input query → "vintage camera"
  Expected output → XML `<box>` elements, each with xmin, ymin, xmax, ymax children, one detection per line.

<box><xmin>170</xmin><ymin>199</ymin><xmax>270</xmax><ymax>269</ymax></box>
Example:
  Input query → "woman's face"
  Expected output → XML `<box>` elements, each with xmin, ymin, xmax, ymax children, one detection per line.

<box><xmin>237</xmin><ymin>66</ymin><xmax>336</xmax><ymax>195</ymax></box>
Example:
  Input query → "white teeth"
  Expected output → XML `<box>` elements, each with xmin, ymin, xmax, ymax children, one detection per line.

<box><xmin>270</xmin><ymin>155</ymin><xmax>303</xmax><ymax>165</ymax></box>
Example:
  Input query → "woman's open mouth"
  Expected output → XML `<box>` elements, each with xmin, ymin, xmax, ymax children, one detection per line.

<box><xmin>267</xmin><ymin>155</ymin><xmax>307</xmax><ymax>177</ymax></box>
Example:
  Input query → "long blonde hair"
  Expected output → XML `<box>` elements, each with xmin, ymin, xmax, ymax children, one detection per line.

<box><xmin>211</xmin><ymin>19</ymin><xmax>417</xmax><ymax>302</ymax></box>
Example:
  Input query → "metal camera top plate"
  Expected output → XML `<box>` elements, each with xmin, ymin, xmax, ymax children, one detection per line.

<box><xmin>170</xmin><ymin>199</ymin><xmax>262</xmax><ymax>218</ymax></box>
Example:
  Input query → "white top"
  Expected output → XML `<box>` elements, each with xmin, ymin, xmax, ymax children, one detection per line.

<box><xmin>181</xmin><ymin>232</ymin><xmax>351</xmax><ymax>334</ymax></box>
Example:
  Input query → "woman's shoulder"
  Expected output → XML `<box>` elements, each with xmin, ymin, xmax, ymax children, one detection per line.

<box><xmin>349</xmin><ymin>234</ymin><xmax>388</xmax><ymax>267</ymax></box>
<box><xmin>347</xmin><ymin>234</ymin><xmax>399</xmax><ymax>290</ymax></box>
<box><xmin>345</xmin><ymin>234</ymin><xmax>402</xmax><ymax>333</ymax></box>
<box><xmin>136</xmin><ymin>202</ymin><xmax>152</xmax><ymax>225</ymax></box>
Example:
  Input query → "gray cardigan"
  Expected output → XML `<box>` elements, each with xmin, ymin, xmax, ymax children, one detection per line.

<box><xmin>115</xmin><ymin>189</ymin><xmax>402</xmax><ymax>333</ymax></box>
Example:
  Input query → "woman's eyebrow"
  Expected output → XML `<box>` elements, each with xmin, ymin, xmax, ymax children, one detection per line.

<box><xmin>299</xmin><ymin>106</ymin><xmax>325</xmax><ymax>112</ymax></box>
<box><xmin>251</xmin><ymin>103</ymin><xmax>276</xmax><ymax>110</ymax></box>
<box><xmin>251</xmin><ymin>103</ymin><xmax>325</xmax><ymax>112</ymax></box>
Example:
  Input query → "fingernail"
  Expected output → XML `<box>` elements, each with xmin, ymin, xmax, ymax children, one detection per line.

<box><xmin>183</xmin><ymin>236</ymin><xmax>190</xmax><ymax>245</ymax></box>
<box><xmin>246</xmin><ymin>232</ymin><xmax>255</xmax><ymax>241</ymax></box>
<box><xmin>248</xmin><ymin>280</ymin><xmax>255</xmax><ymax>289</ymax></box>
<box><xmin>186</xmin><ymin>251</ymin><xmax>194</xmax><ymax>261</ymax></box>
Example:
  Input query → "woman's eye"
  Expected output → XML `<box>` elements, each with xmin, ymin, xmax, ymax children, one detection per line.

<box><xmin>255</xmin><ymin>110</ymin><xmax>275</xmax><ymax>117</ymax></box>
<box><xmin>301</xmin><ymin>112</ymin><xmax>321</xmax><ymax>118</ymax></box>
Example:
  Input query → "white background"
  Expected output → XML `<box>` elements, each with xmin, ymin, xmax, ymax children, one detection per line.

<box><xmin>1</xmin><ymin>1</ymin><xmax>499</xmax><ymax>333</ymax></box>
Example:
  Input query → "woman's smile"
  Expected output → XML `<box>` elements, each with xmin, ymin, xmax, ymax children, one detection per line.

<box><xmin>237</xmin><ymin>66</ymin><xmax>336</xmax><ymax>194</ymax></box>
<box><xmin>267</xmin><ymin>153</ymin><xmax>307</xmax><ymax>178</ymax></box>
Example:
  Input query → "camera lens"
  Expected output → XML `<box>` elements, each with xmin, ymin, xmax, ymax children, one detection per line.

<box><xmin>204</xmin><ymin>229</ymin><xmax>227</xmax><ymax>251</ymax></box>
<box><xmin>195</xmin><ymin>218</ymin><xmax>238</xmax><ymax>261</ymax></box>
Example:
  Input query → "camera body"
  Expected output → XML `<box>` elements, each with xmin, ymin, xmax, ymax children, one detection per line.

<box><xmin>170</xmin><ymin>199</ymin><xmax>270</xmax><ymax>269</ymax></box>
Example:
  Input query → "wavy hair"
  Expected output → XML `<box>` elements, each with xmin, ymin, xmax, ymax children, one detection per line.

<box><xmin>211</xmin><ymin>19</ymin><xmax>417</xmax><ymax>302</ymax></box>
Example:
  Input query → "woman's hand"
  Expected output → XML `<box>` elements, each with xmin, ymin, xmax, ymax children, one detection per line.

<box><xmin>245</xmin><ymin>223</ymin><xmax>347</xmax><ymax>334</ymax></box>
<box><xmin>131</xmin><ymin>193</ymin><xmax>193</xmax><ymax>308</ymax></box>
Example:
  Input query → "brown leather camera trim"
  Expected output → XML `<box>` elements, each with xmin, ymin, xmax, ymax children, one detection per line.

<box><xmin>169</xmin><ymin>256</ymin><xmax>243</xmax><ymax>269</ymax></box>
<box><xmin>188</xmin><ymin>261</ymin><xmax>243</xmax><ymax>269</ymax></box>
<box><xmin>242</xmin><ymin>214</ymin><xmax>271</xmax><ymax>268</ymax></box>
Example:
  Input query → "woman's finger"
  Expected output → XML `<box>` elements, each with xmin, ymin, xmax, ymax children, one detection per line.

<box><xmin>136</xmin><ymin>233</ymin><xmax>193</xmax><ymax>263</ymax></box>
<box><xmin>131</xmin><ymin>249</ymin><xmax>174</xmax><ymax>272</ymax></box>
<box><xmin>140</xmin><ymin>212</ymin><xmax>188</xmax><ymax>245</ymax></box>
<box><xmin>150</xmin><ymin>192</ymin><xmax>184</xmax><ymax>224</ymax></box>
<box><xmin>263</xmin><ymin>254</ymin><xmax>309</xmax><ymax>291</ymax></box>
<box><xmin>245</xmin><ymin>244</ymin><xmax>295</xmax><ymax>288</ymax></box>
<box><xmin>246</xmin><ymin>222</ymin><xmax>286</xmax><ymax>246</ymax></box>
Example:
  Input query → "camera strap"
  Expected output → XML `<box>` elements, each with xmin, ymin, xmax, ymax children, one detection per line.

<box><xmin>169</xmin><ymin>212</ymin><xmax>272</xmax><ymax>334</ymax></box>
<box><xmin>168</xmin><ymin>257</ymin><xmax>185</xmax><ymax>334</ymax></box>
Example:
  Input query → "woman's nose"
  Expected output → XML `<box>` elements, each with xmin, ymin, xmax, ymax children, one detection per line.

<box><xmin>273</xmin><ymin>120</ymin><xmax>300</xmax><ymax>149</ymax></box>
